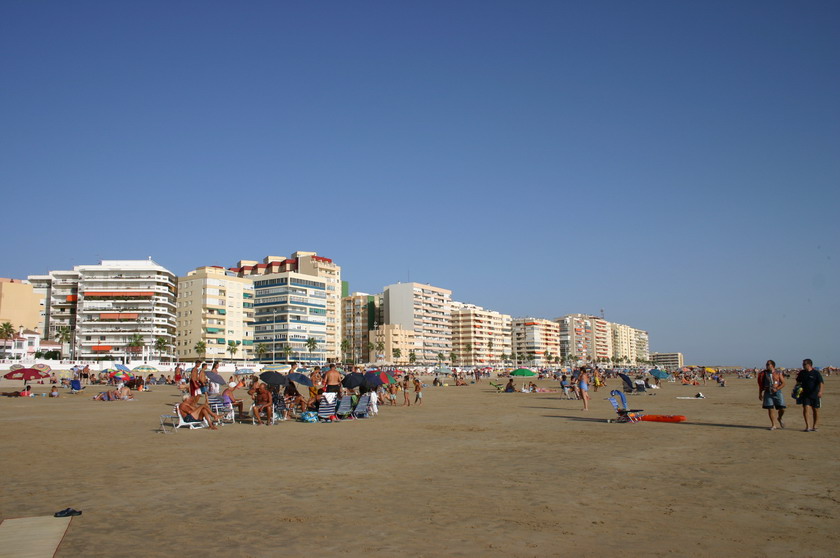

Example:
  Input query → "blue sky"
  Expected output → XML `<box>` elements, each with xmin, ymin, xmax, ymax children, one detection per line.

<box><xmin>2</xmin><ymin>1</ymin><xmax>838</xmax><ymax>367</ymax></box>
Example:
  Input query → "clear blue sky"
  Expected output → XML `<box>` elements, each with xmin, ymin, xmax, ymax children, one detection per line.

<box><xmin>2</xmin><ymin>1</ymin><xmax>838</xmax><ymax>367</ymax></box>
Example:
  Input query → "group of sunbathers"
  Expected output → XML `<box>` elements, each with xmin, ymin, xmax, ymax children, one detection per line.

<box><xmin>92</xmin><ymin>384</ymin><xmax>134</xmax><ymax>401</ymax></box>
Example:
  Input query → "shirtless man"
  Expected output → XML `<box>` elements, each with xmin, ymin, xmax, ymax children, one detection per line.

<box><xmin>249</xmin><ymin>383</ymin><xmax>273</xmax><ymax>425</ymax></box>
<box><xmin>323</xmin><ymin>364</ymin><xmax>341</xmax><ymax>394</ymax></box>
<box><xmin>402</xmin><ymin>377</ymin><xmax>411</xmax><ymax>406</ymax></box>
<box><xmin>188</xmin><ymin>363</ymin><xmax>202</xmax><ymax>397</ymax></box>
<box><xmin>178</xmin><ymin>394</ymin><xmax>218</xmax><ymax>429</ymax></box>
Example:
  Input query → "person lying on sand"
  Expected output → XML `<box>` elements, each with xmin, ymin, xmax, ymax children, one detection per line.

<box><xmin>93</xmin><ymin>390</ymin><xmax>120</xmax><ymax>401</ymax></box>
<box><xmin>2</xmin><ymin>387</ymin><xmax>32</xmax><ymax>397</ymax></box>
<box><xmin>178</xmin><ymin>394</ymin><xmax>218</xmax><ymax>429</ymax></box>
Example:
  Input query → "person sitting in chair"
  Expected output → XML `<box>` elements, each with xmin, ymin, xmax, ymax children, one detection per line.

<box><xmin>222</xmin><ymin>382</ymin><xmax>245</xmax><ymax>419</ymax></box>
<box><xmin>250</xmin><ymin>383</ymin><xmax>273</xmax><ymax>425</ymax></box>
<box><xmin>504</xmin><ymin>379</ymin><xmax>516</xmax><ymax>393</ymax></box>
<box><xmin>178</xmin><ymin>394</ymin><xmax>218</xmax><ymax>430</ymax></box>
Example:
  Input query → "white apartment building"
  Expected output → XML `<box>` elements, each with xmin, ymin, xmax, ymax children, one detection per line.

<box><xmin>176</xmin><ymin>266</ymin><xmax>255</xmax><ymax>362</ymax></box>
<box><xmin>74</xmin><ymin>259</ymin><xmax>177</xmax><ymax>361</ymax></box>
<box><xmin>341</xmin><ymin>292</ymin><xmax>379</xmax><ymax>364</ymax></box>
<box><xmin>231</xmin><ymin>251</ymin><xmax>341</xmax><ymax>361</ymax></box>
<box><xmin>611</xmin><ymin>322</ymin><xmax>650</xmax><ymax>364</ymax></box>
<box><xmin>557</xmin><ymin>314</ymin><xmax>593</xmax><ymax>362</ymax></box>
<box><xmin>451</xmin><ymin>302</ymin><xmax>512</xmax><ymax>366</ymax></box>
<box><xmin>28</xmin><ymin>269</ymin><xmax>81</xmax><ymax>353</ymax></box>
<box><xmin>512</xmin><ymin>317</ymin><xmax>560</xmax><ymax>367</ymax></box>
<box><xmin>250</xmin><ymin>271</ymin><xmax>328</xmax><ymax>365</ymax></box>
<box><xmin>383</xmin><ymin>282</ymin><xmax>452</xmax><ymax>365</ymax></box>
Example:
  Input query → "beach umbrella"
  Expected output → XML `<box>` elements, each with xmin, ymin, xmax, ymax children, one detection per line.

<box><xmin>115</xmin><ymin>364</ymin><xmax>131</xmax><ymax>372</ymax></box>
<box><xmin>617</xmin><ymin>373</ymin><xmax>634</xmax><ymax>391</ymax></box>
<box><xmin>9</xmin><ymin>364</ymin><xmax>23</xmax><ymax>371</ymax></box>
<box><xmin>261</xmin><ymin>364</ymin><xmax>291</xmax><ymax>372</ymax></box>
<box><xmin>53</xmin><ymin>369</ymin><xmax>74</xmax><ymax>378</ymax></box>
<box><xmin>259</xmin><ymin>371</ymin><xmax>289</xmax><ymax>386</ymax></box>
<box><xmin>379</xmin><ymin>371</ymin><xmax>397</xmax><ymax>384</ymax></box>
<box><xmin>109</xmin><ymin>371</ymin><xmax>132</xmax><ymax>381</ymax></box>
<box><xmin>205</xmin><ymin>371</ymin><xmax>226</xmax><ymax>385</ymax></box>
<box><xmin>33</xmin><ymin>363</ymin><xmax>52</xmax><ymax>373</ymax></box>
<box><xmin>234</xmin><ymin>368</ymin><xmax>255</xmax><ymax>375</ymax></box>
<box><xmin>133</xmin><ymin>365</ymin><xmax>158</xmax><ymax>374</ymax></box>
<box><xmin>3</xmin><ymin>368</ymin><xmax>50</xmax><ymax>381</ymax></box>
<box><xmin>649</xmin><ymin>369</ymin><xmax>670</xmax><ymax>380</ymax></box>
<box><xmin>342</xmin><ymin>373</ymin><xmax>365</xmax><ymax>389</ymax></box>
<box><xmin>288</xmin><ymin>372</ymin><xmax>313</xmax><ymax>387</ymax></box>
<box><xmin>433</xmin><ymin>366</ymin><xmax>452</xmax><ymax>375</ymax></box>
<box><xmin>510</xmin><ymin>368</ymin><xmax>536</xmax><ymax>377</ymax></box>
<box><xmin>364</xmin><ymin>372</ymin><xmax>384</xmax><ymax>387</ymax></box>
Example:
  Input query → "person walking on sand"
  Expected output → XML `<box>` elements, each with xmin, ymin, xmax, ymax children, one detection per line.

<box><xmin>578</xmin><ymin>367</ymin><xmax>591</xmax><ymax>411</ymax></box>
<box><xmin>413</xmin><ymin>378</ymin><xmax>423</xmax><ymax>405</ymax></box>
<box><xmin>758</xmin><ymin>360</ymin><xmax>786</xmax><ymax>430</ymax></box>
<box><xmin>796</xmin><ymin>359</ymin><xmax>824</xmax><ymax>432</ymax></box>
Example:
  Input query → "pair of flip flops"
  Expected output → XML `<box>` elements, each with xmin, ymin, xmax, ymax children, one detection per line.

<box><xmin>54</xmin><ymin>508</ymin><xmax>82</xmax><ymax>517</ymax></box>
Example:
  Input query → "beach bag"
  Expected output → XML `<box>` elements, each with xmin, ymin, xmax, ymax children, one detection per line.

<box><xmin>791</xmin><ymin>383</ymin><xmax>803</xmax><ymax>400</ymax></box>
<box><xmin>299</xmin><ymin>411</ymin><xmax>318</xmax><ymax>423</ymax></box>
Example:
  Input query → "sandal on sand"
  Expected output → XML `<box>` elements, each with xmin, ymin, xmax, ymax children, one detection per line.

<box><xmin>54</xmin><ymin>508</ymin><xmax>82</xmax><ymax>517</ymax></box>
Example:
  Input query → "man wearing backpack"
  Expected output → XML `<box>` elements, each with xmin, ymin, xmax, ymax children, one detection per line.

<box><xmin>758</xmin><ymin>360</ymin><xmax>786</xmax><ymax>430</ymax></box>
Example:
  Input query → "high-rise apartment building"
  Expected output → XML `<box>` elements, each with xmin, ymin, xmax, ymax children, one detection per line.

<box><xmin>230</xmin><ymin>251</ymin><xmax>341</xmax><ymax>361</ymax></box>
<box><xmin>611</xmin><ymin>322</ymin><xmax>650</xmax><ymax>364</ymax></box>
<box><xmin>512</xmin><ymin>317</ymin><xmax>560</xmax><ymax>366</ymax></box>
<box><xmin>175</xmin><ymin>266</ymin><xmax>255</xmax><ymax>362</ymax></box>
<box><xmin>341</xmin><ymin>292</ymin><xmax>380</xmax><ymax>364</ymax></box>
<box><xmin>383</xmin><ymin>282</ymin><xmax>452</xmax><ymax>365</ymax></box>
<box><xmin>248</xmin><ymin>270</ymin><xmax>327</xmax><ymax>365</ymax></box>
<box><xmin>557</xmin><ymin>314</ymin><xmax>593</xmax><ymax>362</ymax></box>
<box><xmin>451</xmin><ymin>302</ymin><xmax>512</xmax><ymax>366</ymax></box>
<box><xmin>28</xmin><ymin>269</ymin><xmax>81</xmax><ymax>349</ymax></box>
<box><xmin>74</xmin><ymin>260</ymin><xmax>177</xmax><ymax>361</ymax></box>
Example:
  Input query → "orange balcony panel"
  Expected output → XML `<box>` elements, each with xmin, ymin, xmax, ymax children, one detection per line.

<box><xmin>66</xmin><ymin>294</ymin><xmax>78</xmax><ymax>302</ymax></box>
<box><xmin>100</xmin><ymin>313</ymin><xmax>139</xmax><ymax>320</ymax></box>
<box><xmin>85</xmin><ymin>291</ymin><xmax>154</xmax><ymax>297</ymax></box>
<box><xmin>91</xmin><ymin>345</ymin><xmax>112</xmax><ymax>351</ymax></box>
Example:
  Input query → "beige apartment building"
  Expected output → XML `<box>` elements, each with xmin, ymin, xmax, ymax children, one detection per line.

<box><xmin>383</xmin><ymin>282</ymin><xmax>452</xmax><ymax>365</ymax></box>
<box><xmin>176</xmin><ymin>266</ymin><xmax>255</xmax><ymax>362</ymax></box>
<box><xmin>368</xmin><ymin>323</ymin><xmax>416</xmax><ymax>365</ymax></box>
<box><xmin>557</xmin><ymin>314</ymin><xmax>593</xmax><ymax>363</ymax></box>
<box><xmin>451</xmin><ymin>302</ymin><xmax>512</xmax><ymax>366</ymax></box>
<box><xmin>230</xmin><ymin>251</ymin><xmax>342</xmax><ymax>361</ymax></box>
<box><xmin>651</xmin><ymin>352</ymin><xmax>684</xmax><ymax>370</ymax></box>
<box><xmin>341</xmin><ymin>292</ymin><xmax>380</xmax><ymax>364</ymax></box>
<box><xmin>0</xmin><ymin>278</ymin><xmax>41</xmax><ymax>332</ymax></box>
<box><xmin>28</xmin><ymin>269</ymin><xmax>82</xmax><ymax>356</ymax></box>
<box><xmin>512</xmin><ymin>317</ymin><xmax>560</xmax><ymax>367</ymax></box>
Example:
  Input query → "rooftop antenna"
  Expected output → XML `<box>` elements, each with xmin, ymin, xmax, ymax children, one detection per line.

<box><xmin>600</xmin><ymin>308</ymin><xmax>605</xmax><ymax>319</ymax></box>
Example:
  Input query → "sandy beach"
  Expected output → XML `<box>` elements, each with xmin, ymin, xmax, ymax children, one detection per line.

<box><xmin>0</xmin><ymin>376</ymin><xmax>837</xmax><ymax>557</ymax></box>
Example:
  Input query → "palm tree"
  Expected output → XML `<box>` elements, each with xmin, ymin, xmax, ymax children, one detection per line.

<box><xmin>194</xmin><ymin>341</ymin><xmax>207</xmax><ymax>362</ymax></box>
<box><xmin>545</xmin><ymin>351</ymin><xmax>553</xmax><ymax>367</ymax></box>
<box><xmin>437</xmin><ymin>352</ymin><xmax>445</xmax><ymax>367</ymax></box>
<box><xmin>282</xmin><ymin>344</ymin><xmax>294</xmax><ymax>363</ymax></box>
<box><xmin>487</xmin><ymin>339</ymin><xmax>494</xmax><ymax>364</ymax></box>
<box><xmin>464</xmin><ymin>342</ymin><xmax>473</xmax><ymax>365</ymax></box>
<box><xmin>500</xmin><ymin>353</ymin><xmax>508</xmax><ymax>363</ymax></box>
<box><xmin>366</xmin><ymin>342</ymin><xmax>374</xmax><ymax>362</ymax></box>
<box><xmin>375</xmin><ymin>341</ymin><xmax>385</xmax><ymax>362</ymax></box>
<box><xmin>127</xmin><ymin>333</ymin><xmax>144</xmax><ymax>361</ymax></box>
<box><xmin>409</xmin><ymin>350</ymin><xmax>416</xmax><ymax>365</ymax></box>
<box><xmin>392</xmin><ymin>347</ymin><xmax>402</xmax><ymax>363</ymax></box>
<box><xmin>0</xmin><ymin>322</ymin><xmax>15</xmax><ymax>357</ymax></box>
<box><xmin>450</xmin><ymin>351</ymin><xmax>458</xmax><ymax>365</ymax></box>
<box><xmin>54</xmin><ymin>326</ymin><xmax>72</xmax><ymax>358</ymax></box>
<box><xmin>255</xmin><ymin>343</ymin><xmax>268</xmax><ymax>362</ymax></box>
<box><xmin>227</xmin><ymin>341</ymin><xmax>239</xmax><ymax>361</ymax></box>
<box><xmin>340</xmin><ymin>339</ymin><xmax>351</xmax><ymax>363</ymax></box>
<box><xmin>305</xmin><ymin>337</ymin><xmax>319</xmax><ymax>365</ymax></box>
<box><xmin>155</xmin><ymin>337</ymin><xmax>169</xmax><ymax>362</ymax></box>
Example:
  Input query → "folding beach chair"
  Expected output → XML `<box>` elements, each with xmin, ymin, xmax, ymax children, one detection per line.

<box><xmin>353</xmin><ymin>393</ymin><xmax>371</xmax><ymax>418</ymax></box>
<box><xmin>489</xmin><ymin>382</ymin><xmax>504</xmax><ymax>393</ymax></box>
<box><xmin>618</xmin><ymin>373</ymin><xmax>637</xmax><ymax>395</ymax></box>
<box><xmin>317</xmin><ymin>393</ymin><xmax>338</xmax><ymax>422</ymax></box>
<box><xmin>608</xmin><ymin>390</ymin><xmax>644</xmax><ymax>423</ymax></box>
<box><xmin>335</xmin><ymin>395</ymin><xmax>354</xmax><ymax>419</ymax></box>
<box><xmin>166</xmin><ymin>404</ymin><xmax>209</xmax><ymax>431</ymax></box>
<box><xmin>208</xmin><ymin>395</ymin><xmax>235</xmax><ymax>425</ymax></box>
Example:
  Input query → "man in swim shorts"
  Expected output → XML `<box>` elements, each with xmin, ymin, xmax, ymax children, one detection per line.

<box><xmin>796</xmin><ymin>359</ymin><xmax>824</xmax><ymax>432</ymax></box>
<box><xmin>323</xmin><ymin>363</ymin><xmax>341</xmax><ymax>394</ymax></box>
<box><xmin>758</xmin><ymin>359</ymin><xmax>785</xmax><ymax>430</ymax></box>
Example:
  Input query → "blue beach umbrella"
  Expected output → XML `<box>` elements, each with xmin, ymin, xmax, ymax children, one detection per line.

<box><xmin>649</xmin><ymin>369</ymin><xmax>670</xmax><ymax>380</ymax></box>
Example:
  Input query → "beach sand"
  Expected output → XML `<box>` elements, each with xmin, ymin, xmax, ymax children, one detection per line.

<box><xmin>0</xmin><ymin>377</ymin><xmax>837</xmax><ymax>557</ymax></box>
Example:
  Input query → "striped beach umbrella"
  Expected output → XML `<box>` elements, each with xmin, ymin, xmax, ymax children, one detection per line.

<box><xmin>261</xmin><ymin>364</ymin><xmax>291</xmax><ymax>372</ymax></box>
<box><xmin>133</xmin><ymin>365</ymin><xmax>158</xmax><ymax>374</ymax></box>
